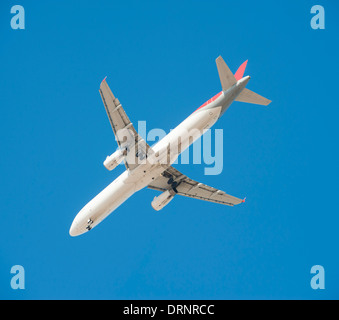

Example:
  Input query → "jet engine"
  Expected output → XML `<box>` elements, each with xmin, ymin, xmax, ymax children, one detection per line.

<box><xmin>103</xmin><ymin>149</ymin><xmax>125</xmax><ymax>171</ymax></box>
<box><xmin>151</xmin><ymin>189</ymin><xmax>176</xmax><ymax>211</ymax></box>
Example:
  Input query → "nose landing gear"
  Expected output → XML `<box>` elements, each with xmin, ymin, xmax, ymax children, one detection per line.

<box><xmin>86</xmin><ymin>219</ymin><xmax>93</xmax><ymax>231</ymax></box>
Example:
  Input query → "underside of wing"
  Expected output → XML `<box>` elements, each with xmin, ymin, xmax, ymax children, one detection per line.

<box><xmin>148</xmin><ymin>166</ymin><xmax>244</xmax><ymax>207</ymax></box>
<box><xmin>99</xmin><ymin>78</ymin><xmax>153</xmax><ymax>171</ymax></box>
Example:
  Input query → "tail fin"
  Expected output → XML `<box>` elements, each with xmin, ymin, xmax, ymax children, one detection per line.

<box><xmin>234</xmin><ymin>60</ymin><xmax>248</xmax><ymax>80</ymax></box>
<box><xmin>216</xmin><ymin>56</ymin><xmax>236</xmax><ymax>91</ymax></box>
<box><xmin>216</xmin><ymin>56</ymin><xmax>271</xmax><ymax>105</ymax></box>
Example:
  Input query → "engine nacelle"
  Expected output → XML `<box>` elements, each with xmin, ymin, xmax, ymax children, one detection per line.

<box><xmin>151</xmin><ymin>189</ymin><xmax>176</xmax><ymax>211</ymax></box>
<box><xmin>103</xmin><ymin>149</ymin><xmax>125</xmax><ymax>171</ymax></box>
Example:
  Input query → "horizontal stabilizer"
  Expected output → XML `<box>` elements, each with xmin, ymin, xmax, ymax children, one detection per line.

<box><xmin>235</xmin><ymin>88</ymin><xmax>271</xmax><ymax>106</ymax></box>
<box><xmin>216</xmin><ymin>56</ymin><xmax>236</xmax><ymax>91</ymax></box>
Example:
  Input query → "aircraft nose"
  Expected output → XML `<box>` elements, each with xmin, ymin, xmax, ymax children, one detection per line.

<box><xmin>69</xmin><ymin>220</ymin><xmax>80</xmax><ymax>237</ymax></box>
<box><xmin>69</xmin><ymin>206</ymin><xmax>93</xmax><ymax>237</ymax></box>
<box><xmin>69</xmin><ymin>213</ymin><xmax>86</xmax><ymax>237</ymax></box>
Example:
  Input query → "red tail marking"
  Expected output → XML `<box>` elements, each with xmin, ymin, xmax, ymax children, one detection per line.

<box><xmin>234</xmin><ymin>60</ymin><xmax>248</xmax><ymax>81</ymax></box>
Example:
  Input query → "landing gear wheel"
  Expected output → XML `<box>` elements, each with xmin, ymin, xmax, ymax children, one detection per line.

<box><xmin>86</xmin><ymin>219</ymin><xmax>93</xmax><ymax>231</ymax></box>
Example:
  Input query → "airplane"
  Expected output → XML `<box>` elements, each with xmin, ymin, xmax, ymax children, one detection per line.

<box><xmin>69</xmin><ymin>56</ymin><xmax>271</xmax><ymax>237</ymax></box>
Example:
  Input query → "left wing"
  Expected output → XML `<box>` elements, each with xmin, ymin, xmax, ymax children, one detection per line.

<box><xmin>148</xmin><ymin>166</ymin><xmax>244</xmax><ymax>206</ymax></box>
<box><xmin>99</xmin><ymin>78</ymin><xmax>153</xmax><ymax>171</ymax></box>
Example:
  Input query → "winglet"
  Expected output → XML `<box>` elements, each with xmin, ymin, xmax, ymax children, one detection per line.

<box><xmin>242</xmin><ymin>197</ymin><xmax>246</xmax><ymax>203</ymax></box>
<box><xmin>101</xmin><ymin>76</ymin><xmax>107</xmax><ymax>83</ymax></box>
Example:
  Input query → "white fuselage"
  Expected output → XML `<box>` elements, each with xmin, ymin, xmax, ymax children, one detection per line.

<box><xmin>69</xmin><ymin>76</ymin><xmax>249</xmax><ymax>236</ymax></box>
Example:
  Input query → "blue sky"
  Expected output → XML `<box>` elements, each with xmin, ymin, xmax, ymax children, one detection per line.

<box><xmin>0</xmin><ymin>0</ymin><xmax>338</xmax><ymax>299</ymax></box>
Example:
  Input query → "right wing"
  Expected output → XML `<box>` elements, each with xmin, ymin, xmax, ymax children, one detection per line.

<box><xmin>99</xmin><ymin>78</ymin><xmax>153</xmax><ymax>171</ymax></box>
<box><xmin>148</xmin><ymin>166</ymin><xmax>244</xmax><ymax>206</ymax></box>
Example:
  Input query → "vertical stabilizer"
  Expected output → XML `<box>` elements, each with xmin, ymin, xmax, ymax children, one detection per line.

<box><xmin>234</xmin><ymin>60</ymin><xmax>248</xmax><ymax>80</ymax></box>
